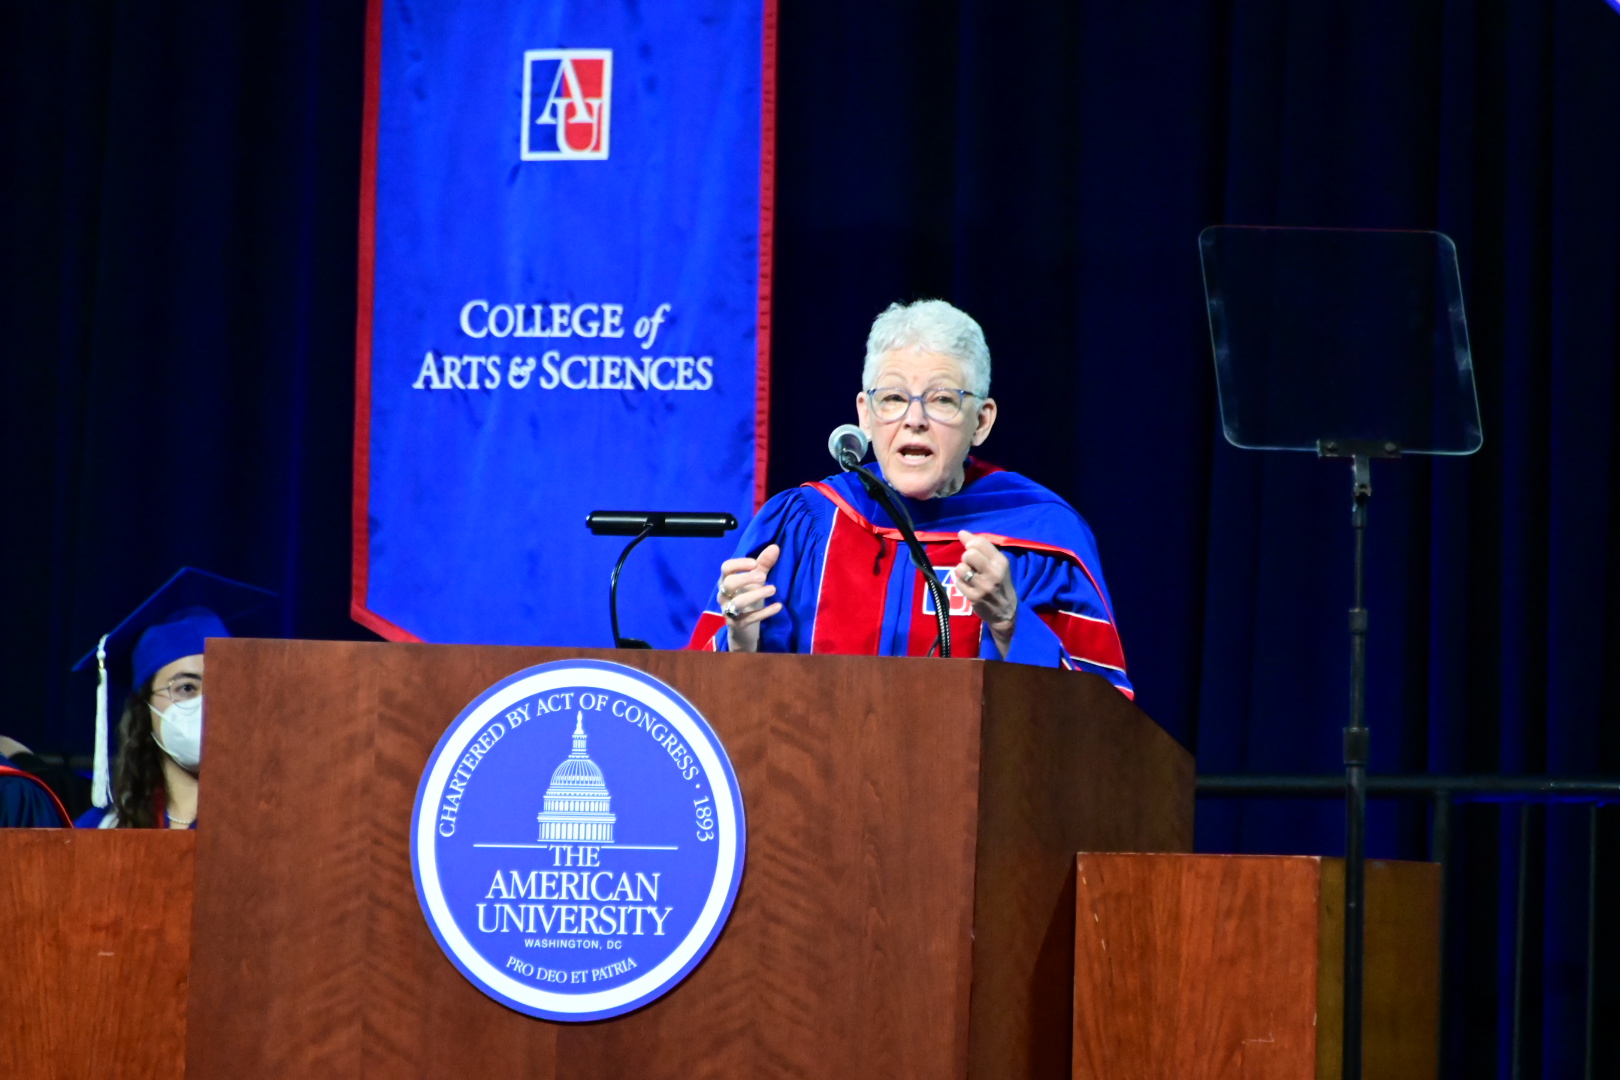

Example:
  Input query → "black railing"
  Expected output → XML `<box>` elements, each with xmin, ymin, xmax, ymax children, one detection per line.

<box><xmin>1197</xmin><ymin>775</ymin><xmax>1620</xmax><ymax>1080</ymax></box>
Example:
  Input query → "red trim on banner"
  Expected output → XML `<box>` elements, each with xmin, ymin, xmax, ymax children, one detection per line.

<box><xmin>353</xmin><ymin>604</ymin><xmax>422</xmax><ymax>644</ymax></box>
<box><xmin>350</xmin><ymin>0</ymin><xmax>421</xmax><ymax>644</ymax></box>
<box><xmin>754</xmin><ymin>0</ymin><xmax>778</xmax><ymax>511</ymax></box>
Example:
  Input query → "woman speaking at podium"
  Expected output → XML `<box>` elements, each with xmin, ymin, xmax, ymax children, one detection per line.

<box><xmin>689</xmin><ymin>300</ymin><xmax>1134</xmax><ymax>698</ymax></box>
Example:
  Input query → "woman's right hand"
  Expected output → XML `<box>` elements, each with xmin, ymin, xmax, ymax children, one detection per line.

<box><xmin>717</xmin><ymin>544</ymin><xmax>783</xmax><ymax>653</ymax></box>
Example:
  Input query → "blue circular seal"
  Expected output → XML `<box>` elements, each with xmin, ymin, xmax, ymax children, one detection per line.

<box><xmin>411</xmin><ymin>659</ymin><xmax>746</xmax><ymax>1021</ymax></box>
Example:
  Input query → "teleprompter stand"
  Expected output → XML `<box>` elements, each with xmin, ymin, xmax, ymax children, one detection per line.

<box><xmin>1199</xmin><ymin>225</ymin><xmax>1483</xmax><ymax>1080</ymax></box>
<box><xmin>1320</xmin><ymin>437</ymin><xmax>1397</xmax><ymax>1077</ymax></box>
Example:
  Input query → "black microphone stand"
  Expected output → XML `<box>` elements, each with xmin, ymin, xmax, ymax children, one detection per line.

<box><xmin>837</xmin><ymin>452</ymin><xmax>952</xmax><ymax>658</ymax></box>
<box><xmin>608</xmin><ymin>521</ymin><xmax>657</xmax><ymax>649</ymax></box>
<box><xmin>586</xmin><ymin>511</ymin><xmax>739</xmax><ymax>650</ymax></box>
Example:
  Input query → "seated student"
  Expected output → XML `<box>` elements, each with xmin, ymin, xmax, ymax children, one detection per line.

<box><xmin>72</xmin><ymin>569</ymin><xmax>275</xmax><ymax>830</ymax></box>
<box><xmin>0</xmin><ymin>736</ymin><xmax>73</xmax><ymax>828</ymax></box>
<box><xmin>76</xmin><ymin>610</ymin><xmax>218</xmax><ymax>829</ymax></box>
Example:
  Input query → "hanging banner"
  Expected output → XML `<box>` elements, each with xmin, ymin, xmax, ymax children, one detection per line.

<box><xmin>353</xmin><ymin>0</ymin><xmax>775</xmax><ymax>648</ymax></box>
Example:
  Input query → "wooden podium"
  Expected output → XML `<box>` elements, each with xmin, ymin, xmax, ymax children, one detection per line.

<box><xmin>0</xmin><ymin>642</ymin><xmax>1191</xmax><ymax>1079</ymax></box>
<box><xmin>0</xmin><ymin>830</ymin><xmax>195</xmax><ymax>1080</ymax></box>
<box><xmin>170</xmin><ymin>641</ymin><xmax>1191</xmax><ymax>1079</ymax></box>
<box><xmin>1071</xmin><ymin>853</ymin><xmax>1442</xmax><ymax>1080</ymax></box>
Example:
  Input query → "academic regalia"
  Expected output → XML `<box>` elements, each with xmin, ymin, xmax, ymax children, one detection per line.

<box><xmin>0</xmin><ymin>754</ymin><xmax>73</xmax><ymax>828</ymax></box>
<box><xmin>71</xmin><ymin>568</ymin><xmax>277</xmax><ymax>825</ymax></box>
<box><xmin>688</xmin><ymin>460</ymin><xmax>1135</xmax><ymax>698</ymax></box>
<box><xmin>0</xmin><ymin>748</ymin><xmax>90</xmax><ymax>820</ymax></box>
<box><xmin>75</xmin><ymin>804</ymin><xmax>117</xmax><ymax>829</ymax></box>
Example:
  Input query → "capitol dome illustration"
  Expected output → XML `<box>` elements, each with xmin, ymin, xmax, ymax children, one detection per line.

<box><xmin>535</xmin><ymin>712</ymin><xmax>616</xmax><ymax>843</ymax></box>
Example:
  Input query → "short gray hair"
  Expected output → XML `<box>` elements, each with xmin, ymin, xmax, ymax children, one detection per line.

<box><xmin>863</xmin><ymin>299</ymin><xmax>991</xmax><ymax>398</ymax></box>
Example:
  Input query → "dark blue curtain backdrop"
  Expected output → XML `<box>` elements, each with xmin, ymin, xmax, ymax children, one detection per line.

<box><xmin>2</xmin><ymin>0</ymin><xmax>372</xmax><ymax>737</ymax></box>
<box><xmin>3</xmin><ymin>0</ymin><xmax>1617</xmax><ymax>1074</ymax></box>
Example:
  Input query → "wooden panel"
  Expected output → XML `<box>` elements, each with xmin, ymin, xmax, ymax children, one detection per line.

<box><xmin>0</xmin><ymin>830</ymin><xmax>195</xmax><ymax>1080</ymax></box>
<box><xmin>186</xmin><ymin>638</ymin><xmax>376</xmax><ymax>1077</ymax></box>
<box><xmin>189</xmin><ymin>642</ymin><xmax>1007</xmax><ymax>1080</ymax></box>
<box><xmin>358</xmin><ymin>643</ymin><xmax>561</xmax><ymax>1080</ymax></box>
<box><xmin>1315</xmin><ymin>859</ymin><xmax>1442</xmax><ymax>1080</ymax></box>
<box><xmin>972</xmin><ymin>666</ymin><xmax>1196</xmax><ymax>1079</ymax></box>
<box><xmin>1073</xmin><ymin>854</ymin><xmax>1441</xmax><ymax>1080</ymax></box>
<box><xmin>1072</xmin><ymin>853</ymin><xmax>1322</xmax><ymax>1080</ymax></box>
<box><xmin>700</xmin><ymin>651</ymin><xmax>984</xmax><ymax>1080</ymax></box>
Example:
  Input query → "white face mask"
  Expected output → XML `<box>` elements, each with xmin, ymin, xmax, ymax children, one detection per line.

<box><xmin>151</xmin><ymin>696</ymin><xmax>203</xmax><ymax>772</ymax></box>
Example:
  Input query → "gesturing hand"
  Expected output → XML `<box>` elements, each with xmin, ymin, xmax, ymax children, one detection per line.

<box><xmin>955</xmin><ymin>531</ymin><xmax>1018</xmax><ymax>657</ymax></box>
<box><xmin>715</xmin><ymin>544</ymin><xmax>783</xmax><ymax>653</ymax></box>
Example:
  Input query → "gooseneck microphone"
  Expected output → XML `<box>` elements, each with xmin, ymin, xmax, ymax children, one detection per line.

<box><xmin>828</xmin><ymin>424</ymin><xmax>870</xmax><ymax>471</ymax></box>
<box><xmin>825</xmin><ymin>426</ymin><xmax>952</xmax><ymax>658</ymax></box>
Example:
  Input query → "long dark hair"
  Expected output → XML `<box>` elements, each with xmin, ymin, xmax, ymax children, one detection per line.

<box><xmin>111</xmin><ymin>682</ymin><xmax>165</xmax><ymax>828</ymax></box>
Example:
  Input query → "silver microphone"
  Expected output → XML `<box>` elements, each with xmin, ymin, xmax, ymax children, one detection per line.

<box><xmin>827</xmin><ymin>424</ymin><xmax>870</xmax><ymax>470</ymax></box>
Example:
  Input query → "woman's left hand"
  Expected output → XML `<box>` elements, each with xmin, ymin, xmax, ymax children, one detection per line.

<box><xmin>955</xmin><ymin>530</ymin><xmax>1018</xmax><ymax>657</ymax></box>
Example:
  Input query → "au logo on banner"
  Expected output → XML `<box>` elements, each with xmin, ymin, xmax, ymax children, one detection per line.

<box><xmin>521</xmin><ymin>49</ymin><xmax>612</xmax><ymax>160</ymax></box>
<box><xmin>412</xmin><ymin>660</ymin><xmax>745</xmax><ymax>1021</ymax></box>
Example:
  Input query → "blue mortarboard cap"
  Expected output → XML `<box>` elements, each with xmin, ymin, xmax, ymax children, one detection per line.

<box><xmin>131</xmin><ymin>608</ymin><xmax>231</xmax><ymax>691</ymax></box>
<box><xmin>73</xmin><ymin>567</ymin><xmax>277</xmax><ymax>678</ymax></box>
<box><xmin>73</xmin><ymin>568</ymin><xmax>277</xmax><ymax>808</ymax></box>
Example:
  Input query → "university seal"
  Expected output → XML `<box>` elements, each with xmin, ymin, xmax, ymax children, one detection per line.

<box><xmin>411</xmin><ymin>659</ymin><xmax>746</xmax><ymax>1021</ymax></box>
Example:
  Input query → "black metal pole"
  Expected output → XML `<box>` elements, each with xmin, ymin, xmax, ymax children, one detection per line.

<box><xmin>1586</xmin><ymin>803</ymin><xmax>1598</xmax><ymax>1080</ymax></box>
<box><xmin>1433</xmin><ymin>787</ymin><xmax>1451</xmax><ymax>1077</ymax></box>
<box><xmin>1343</xmin><ymin>454</ymin><xmax>1371</xmax><ymax>1080</ymax></box>
<box><xmin>1512</xmin><ymin>803</ymin><xmax>1529</xmax><ymax>1080</ymax></box>
<box><xmin>609</xmin><ymin>522</ymin><xmax>657</xmax><ymax>649</ymax></box>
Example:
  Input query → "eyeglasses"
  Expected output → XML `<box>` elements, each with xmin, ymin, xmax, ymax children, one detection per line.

<box><xmin>866</xmin><ymin>387</ymin><xmax>979</xmax><ymax>423</ymax></box>
<box><xmin>149</xmin><ymin>675</ymin><xmax>203</xmax><ymax>704</ymax></box>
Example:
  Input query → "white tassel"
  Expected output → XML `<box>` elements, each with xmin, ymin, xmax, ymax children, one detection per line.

<box><xmin>93</xmin><ymin>633</ymin><xmax>111</xmax><ymax>809</ymax></box>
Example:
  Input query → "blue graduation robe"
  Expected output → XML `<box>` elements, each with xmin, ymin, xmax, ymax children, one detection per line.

<box><xmin>75</xmin><ymin>804</ymin><xmax>196</xmax><ymax>829</ymax></box>
<box><xmin>688</xmin><ymin>460</ymin><xmax>1134</xmax><ymax>698</ymax></box>
<box><xmin>75</xmin><ymin>805</ymin><xmax>116</xmax><ymax>828</ymax></box>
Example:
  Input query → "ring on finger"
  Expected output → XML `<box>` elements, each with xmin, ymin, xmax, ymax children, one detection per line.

<box><xmin>960</xmin><ymin>568</ymin><xmax>976</xmax><ymax>584</ymax></box>
<box><xmin>722</xmin><ymin>603</ymin><xmax>741</xmax><ymax>619</ymax></box>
